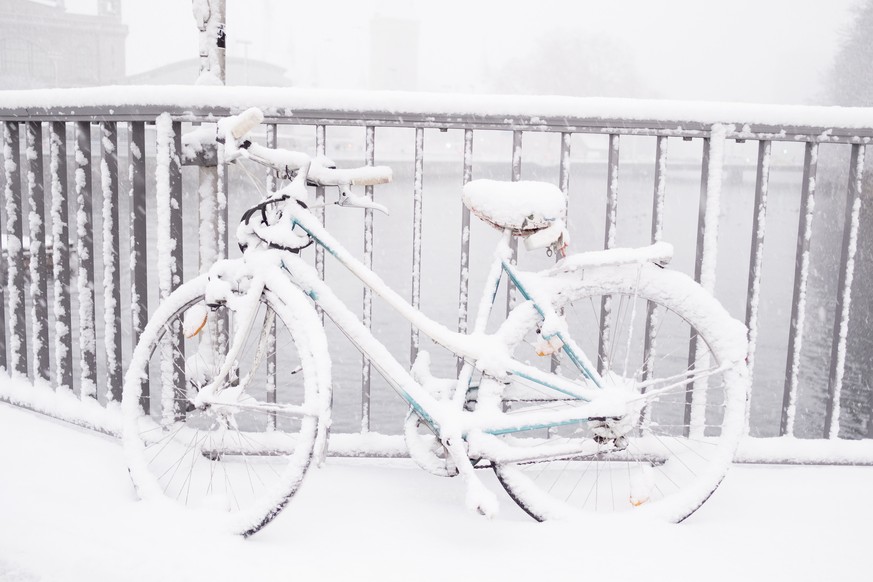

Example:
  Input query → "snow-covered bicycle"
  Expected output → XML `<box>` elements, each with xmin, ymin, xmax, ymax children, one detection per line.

<box><xmin>121</xmin><ymin>108</ymin><xmax>749</xmax><ymax>536</ymax></box>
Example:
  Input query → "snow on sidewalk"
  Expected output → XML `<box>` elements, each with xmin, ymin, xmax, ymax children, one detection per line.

<box><xmin>0</xmin><ymin>402</ymin><xmax>870</xmax><ymax>582</ymax></box>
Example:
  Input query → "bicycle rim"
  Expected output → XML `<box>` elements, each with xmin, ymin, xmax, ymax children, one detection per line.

<box><xmin>121</xmin><ymin>275</ymin><xmax>329</xmax><ymax>536</ymax></box>
<box><xmin>492</xmin><ymin>263</ymin><xmax>748</xmax><ymax>523</ymax></box>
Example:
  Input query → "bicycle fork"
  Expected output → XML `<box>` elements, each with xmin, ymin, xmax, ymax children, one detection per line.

<box><xmin>192</xmin><ymin>277</ymin><xmax>267</xmax><ymax>410</ymax></box>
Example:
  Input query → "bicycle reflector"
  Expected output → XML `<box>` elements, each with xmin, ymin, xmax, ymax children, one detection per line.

<box><xmin>183</xmin><ymin>304</ymin><xmax>209</xmax><ymax>338</ymax></box>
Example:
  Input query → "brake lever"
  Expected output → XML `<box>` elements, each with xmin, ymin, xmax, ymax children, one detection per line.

<box><xmin>337</xmin><ymin>186</ymin><xmax>390</xmax><ymax>215</ymax></box>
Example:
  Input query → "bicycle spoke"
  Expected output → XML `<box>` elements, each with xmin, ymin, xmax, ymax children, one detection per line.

<box><xmin>495</xmin><ymin>267</ymin><xmax>744</xmax><ymax>521</ymax></box>
<box><xmin>124</xmin><ymin>287</ymin><xmax>324</xmax><ymax>535</ymax></box>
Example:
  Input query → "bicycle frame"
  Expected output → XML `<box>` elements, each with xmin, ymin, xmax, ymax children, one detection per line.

<box><xmin>223</xmin><ymin>199</ymin><xmax>630</xmax><ymax>448</ymax></box>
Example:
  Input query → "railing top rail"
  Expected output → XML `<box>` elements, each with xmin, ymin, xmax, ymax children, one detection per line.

<box><xmin>2</xmin><ymin>86</ymin><xmax>873</xmax><ymax>143</ymax></box>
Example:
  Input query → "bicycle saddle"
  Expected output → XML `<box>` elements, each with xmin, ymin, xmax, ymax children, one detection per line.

<box><xmin>462</xmin><ymin>179</ymin><xmax>566</xmax><ymax>235</ymax></box>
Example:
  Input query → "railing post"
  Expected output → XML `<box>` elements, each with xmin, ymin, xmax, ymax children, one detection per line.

<box><xmin>551</xmin><ymin>132</ymin><xmax>572</xmax><ymax>376</ymax></box>
<box><xmin>824</xmin><ymin>143</ymin><xmax>866</xmax><ymax>439</ymax></box>
<box><xmin>49</xmin><ymin>121</ymin><xmax>73</xmax><ymax>393</ymax></box>
<box><xmin>155</xmin><ymin>114</ymin><xmax>185</xmax><ymax>424</ymax></box>
<box><xmin>265</xmin><ymin>123</ymin><xmax>278</xmax><ymax>428</ymax></box>
<box><xmin>75</xmin><ymin>121</ymin><xmax>96</xmax><ymax>397</ymax></box>
<box><xmin>0</xmin><ymin>137</ymin><xmax>5</xmax><ymax>371</ymax></box>
<box><xmin>100</xmin><ymin>121</ymin><xmax>123</xmax><ymax>400</ymax></box>
<box><xmin>25</xmin><ymin>121</ymin><xmax>49</xmax><ymax>382</ymax></box>
<box><xmin>686</xmin><ymin>125</ymin><xmax>726</xmax><ymax>437</ymax></box>
<box><xmin>214</xmin><ymin>121</ymin><xmax>230</xmax><ymax>371</ymax></box>
<box><xmin>781</xmin><ymin>141</ymin><xmax>818</xmax><ymax>437</ymax></box>
<box><xmin>506</xmin><ymin>130</ymin><xmax>522</xmax><ymax>315</ymax></box>
<box><xmin>361</xmin><ymin>125</ymin><xmax>375</xmax><ymax>432</ymax></box>
<box><xmin>641</xmin><ymin>135</ymin><xmax>668</xmax><ymax>429</ymax></box>
<box><xmin>198</xmin><ymin>165</ymin><xmax>219</xmax><ymax>272</ymax></box>
<box><xmin>128</xmin><ymin>121</ymin><xmax>148</xmax><ymax>412</ymax></box>
<box><xmin>745</xmin><ymin>140</ymin><xmax>772</xmax><ymax>433</ymax></box>
<box><xmin>597</xmin><ymin>133</ymin><xmax>620</xmax><ymax>375</ymax></box>
<box><xmin>457</xmin><ymin>128</ymin><xmax>473</xmax><ymax>374</ymax></box>
<box><xmin>411</xmin><ymin>127</ymin><xmax>424</xmax><ymax>366</ymax></box>
<box><xmin>4</xmin><ymin>121</ymin><xmax>27</xmax><ymax>376</ymax></box>
<box><xmin>315</xmin><ymin>125</ymin><xmax>326</xmax><ymax>323</ymax></box>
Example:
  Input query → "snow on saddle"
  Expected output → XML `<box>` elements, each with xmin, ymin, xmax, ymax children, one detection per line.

<box><xmin>462</xmin><ymin>179</ymin><xmax>569</xmax><ymax>251</ymax></box>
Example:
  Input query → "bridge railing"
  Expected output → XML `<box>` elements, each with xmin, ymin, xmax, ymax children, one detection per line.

<box><xmin>0</xmin><ymin>86</ymin><xmax>872</xmax><ymax>453</ymax></box>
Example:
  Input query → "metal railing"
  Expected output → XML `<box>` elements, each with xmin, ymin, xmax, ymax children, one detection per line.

<box><xmin>0</xmin><ymin>87</ymin><xmax>871</xmax><ymax>448</ymax></box>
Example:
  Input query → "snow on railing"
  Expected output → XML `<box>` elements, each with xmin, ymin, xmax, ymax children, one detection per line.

<box><xmin>0</xmin><ymin>86</ymin><xmax>872</xmax><ymax>458</ymax></box>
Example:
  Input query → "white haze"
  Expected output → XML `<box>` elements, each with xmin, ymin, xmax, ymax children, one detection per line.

<box><xmin>60</xmin><ymin>0</ymin><xmax>860</xmax><ymax>105</ymax></box>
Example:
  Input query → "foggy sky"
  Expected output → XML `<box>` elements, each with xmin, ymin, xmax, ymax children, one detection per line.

<box><xmin>64</xmin><ymin>0</ymin><xmax>861</xmax><ymax>105</ymax></box>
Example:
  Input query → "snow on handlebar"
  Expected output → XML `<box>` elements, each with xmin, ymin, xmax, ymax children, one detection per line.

<box><xmin>222</xmin><ymin>107</ymin><xmax>265</xmax><ymax>140</ymax></box>
<box><xmin>308</xmin><ymin>163</ymin><xmax>393</xmax><ymax>187</ymax></box>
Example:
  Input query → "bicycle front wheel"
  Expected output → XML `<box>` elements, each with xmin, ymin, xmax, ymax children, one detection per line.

<box><xmin>121</xmin><ymin>275</ymin><xmax>330</xmax><ymax>536</ymax></box>
<box><xmin>492</xmin><ymin>262</ymin><xmax>748</xmax><ymax>523</ymax></box>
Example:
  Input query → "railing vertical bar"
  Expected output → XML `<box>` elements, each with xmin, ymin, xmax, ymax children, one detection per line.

<box><xmin>597</xmin><ymin>134</ymin><xmax>620</xmax><ymax>375</ymax></box>
<box><xmin>215</xmin><ymin>122</ymin><xmax>229</xmax><ymax>371</ymax></box>
<box><xmin>0</xmin><ymin>128</ymin><xmax>6</xmax><ymax>371</ymax></box>
<box><xmin>551</xmin><ymin>132</ymin><xmax>571</xmax><ymax>376</ymax></box>
<box><xmin>99</xmin><ymin>121</ymin><xmax>122</xmax><ymax>400</ymax></box>
<box><xmin>315</xmin><ymin>125</ymin><xmax>326</xmax><ymax>323</ymax></box>
<box><xmin>198</xmin><ymin>147</ymin><xmax>219</xmax><ymax>273</ymax></box>
<box><xmin>457</xmin><ymin>129</ymin><xmax>473</xmax><ymax>374</ymax></box>
<box><xmin>824</xmin><ymin>143</ymin><xmax>865</xmax><ymax>439</ymax></box>
<box><xmin>361</xmin><ymin>125</ymin><xmax>375</xmax><ymax>432</ymax></box>
<box><xmin>265</xmin><ymin>123</ymin><xmax>278</xmax><ymax>428</ymax></box>
<box><xmin>411</xmin><ymin>127</ymin><xmax>424</xmax><ymax>366</ymax></box>
<box><xmin>265</xmin><ymin>123</ymin><xmax>278</xmax><ymax>192</ymax></box>
<box><xmin>169</xmin><ymin>121</ymin><xmax>185</xmax><ymax>420</ymax></box>
<box><xmin>693</xmin><ymin>136</ymin><xmax>714</xmax><ymax>285</ymax></box>
<box><xmin>25</xmin><ymin>121</ymin><xmax>49</xmax><ymax>381</ymax></box>
<box><xmin>558</xmin><ymin>132</ymin><xmax>572</xmax><ymax>216</ymax></box>
<box><xmin>744</xmin><ymin>140</ymin><xmax>772</xmax><ymax>433</ymax></box>
<box><xmin>4</xmin><ymin>122</ymin><xmax>27</xmax><ymax>376</ymax></box>
<box><xmin>641</xmin><ymin>135</ymin><xmax>668</xmax><ymax>428</ymax></box>
<box><xmin>128</xmin><ymin>121</ymin><xmax>148</xmax><ymax>412</ymax></box>
<box><xmin>506</xmin><ymin>130</ymin><xmax>522</xmax><ymax>316</ymax></box>
<box><xmin>780</xmin><ymin>142</ymin><xmax>818</xmax><ymax>437</ymax></box>
<box><xmin>155</xmin><ymin>115</ymin><xmax>185</xmax><ymax>422</ymax></box>
<box><xmin>74</xmin><ymin>121</ymin><xmax>96</xmax><ymax>397</ymax></box>
<box><xmin>685</xmin><ymin>128</ymin><xmax>726</xmax><ymax>437</ymax></box>
<box><xmin>49</xmin><ymin>122</ymin><xmax>73</xmax><ymax>393</ymax></box>
<box><xmin>650</xmin><ymin>137</ymin><xmax>668</xmax><ymax>243</ymax></box>
<box><xmin>216</xmin><ymin>128</ymin><xmax>228</xmax><ymax>263</ymax></box>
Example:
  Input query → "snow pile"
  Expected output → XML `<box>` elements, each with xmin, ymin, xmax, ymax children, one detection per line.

<box><xmin>1</xmin><ymin>403</ymin><xmax>872</xmax><ymax>582</ymax></box>
<box><xmin>0</xmin><ymin>373</ymin><xmax>121</xmax><ymax>435</ymax></box>
<box><xmin>4</xmin><ymin>86</ymin><xmax>873</xmax><ymax>131</ymax></box>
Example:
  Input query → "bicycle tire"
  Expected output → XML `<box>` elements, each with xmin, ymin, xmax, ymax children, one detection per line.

<box><xmin>492</xmin><ymin>262</ymin><xmax>748</xmax><ymax>523</ymax></box>
<box><xmin>121</xmin><ymin>274</ymin><xmax>330</xmax><ymax>536</ymax></box>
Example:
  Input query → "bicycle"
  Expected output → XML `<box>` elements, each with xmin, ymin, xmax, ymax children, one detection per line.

<box><xmin>121</xmin><ymin>108</ymin><xmax>749</xmax><ymax>536</ymax></box>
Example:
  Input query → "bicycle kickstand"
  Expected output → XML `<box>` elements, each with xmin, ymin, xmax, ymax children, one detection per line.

<box><xmin>442</xmin><ymin>433</ymin><xmax>499</xmax><ymax>518</ymax></box>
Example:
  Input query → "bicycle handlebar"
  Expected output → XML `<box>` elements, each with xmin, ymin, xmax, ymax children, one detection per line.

<box><xmin>219</xmin><ymin>107</ymin><xmax>393</xmax><ymax>189</ymax></box>
<box><xmin>222</xmin><ymin>107</ymin><xmax>265</xmax><ymax>140</ymax></box>
<box><xmin>243</xmin><ymin>140</ymin><xmax>392</xmax><ymax>188</ymax></box>
<box><xmin>308</xmin><ymin>162</ymin><xmax>393</xmax><ymax>187</ymax></box>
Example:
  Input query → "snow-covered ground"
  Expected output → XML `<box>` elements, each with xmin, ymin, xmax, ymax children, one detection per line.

<box><xmin>0</xmin><ymin>403</ymin><xmax>870</xmax><ymax>582</ymax></box>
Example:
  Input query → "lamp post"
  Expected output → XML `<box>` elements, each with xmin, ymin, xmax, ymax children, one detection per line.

<box><xmin>192</xmin><ymin>0</ymin><xmax>227</xmax><ymax>277</ymax></box>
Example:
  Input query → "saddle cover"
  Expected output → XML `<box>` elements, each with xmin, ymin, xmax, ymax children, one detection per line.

<box><xmin>462</xmin><ymin>179</ymin><xmax>566</xmax><ymax>235</ymax></box>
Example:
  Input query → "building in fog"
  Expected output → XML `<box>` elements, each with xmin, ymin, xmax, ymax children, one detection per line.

<box><xmin>0</xmin><ymin>0</ymin><xmax>127</xmax><ymax>89</ymax></box>
<box><xmin>127</xmin><ymin>57</ymin><xmax>292</xmax><ymax>86</ymax></box>
<box><xmin>369</xmin><ymin>14</ymin><xmax>419</xmax><ymax>90</ymax></box>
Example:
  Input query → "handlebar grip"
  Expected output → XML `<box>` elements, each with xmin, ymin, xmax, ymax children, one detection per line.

<box><xmin>229</xmin><ymin>107</ymin><xmax>264</xmax><ymax>140</ymax></box>
<box><xmin>350</xmin><ymin>167</ymin><xmax>393</xmax><ymax>186</ymax></box>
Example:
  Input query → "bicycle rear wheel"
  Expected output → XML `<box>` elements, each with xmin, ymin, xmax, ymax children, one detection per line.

<box><xmin>121</xmin><ymin>275</ymin><xmax>330</xmax><ymax>536</ymax></box>
<box><xmin>492</xmin><ymin>263</ymin><xmax>748</xmax><ymax>523</ymax></box>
